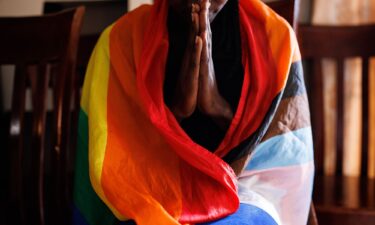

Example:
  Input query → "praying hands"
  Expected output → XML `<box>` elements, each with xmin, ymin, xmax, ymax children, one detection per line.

<box><xmin>169</xmin><ymin>0</ymin><xmax>233</xmax><ymax>130</ymax></box>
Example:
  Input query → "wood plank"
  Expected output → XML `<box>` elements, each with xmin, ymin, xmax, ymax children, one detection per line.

<box><xmin>336</xmin><ymin>58</ymin><xmax>344</xmax><ymax>175</ymax></box>
<box><xmin>321</xmin><ymin>59</ymin><xmax>337</xmax><ymax>175</ymax></box>
<box><xmin>362</xmin><ymin>57</ymin><xmax>369</xmax><ymax>176</ymax></box>
<box><xmin>369</xmin><ymin>58</ymin><xmax>375</xmax><ymax>178</ymax></box>
<box><xmin>343</xmin><ymin>58</ymin><xmax>362</xmax><ymax>177</ymax></box>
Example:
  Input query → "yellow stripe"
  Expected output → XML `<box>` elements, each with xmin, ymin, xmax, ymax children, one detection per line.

<box><xmin>80</xmin><ymin>24</ymin><xmax>125</xmax><ymax>220</ymax></box>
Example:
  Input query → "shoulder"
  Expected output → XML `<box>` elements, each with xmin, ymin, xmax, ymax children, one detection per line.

<box><xmin>239</xmin><ymin>0</ymin><xmax>299</xmax><ymax>61</ymax></box>
<box><xmin>240</xmin><ymin>0</ymin><xmax>294</xmax><ymax>40</ymax></box>
<box><xmin>93</xmin><ymin>4</ymin><xmax>152</xmax><ymax>62</ymax></box>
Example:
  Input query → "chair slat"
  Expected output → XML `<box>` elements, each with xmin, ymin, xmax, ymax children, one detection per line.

<box><xmin>310</xmin><ymin>59</ymin><xmax>325</xmax><ymax>174</ymax></box>
<box><xmin>336</xmin><ymin>58</ymin><xmax>345</xmax><ymax>175</ymax></box>
<box><xmin>362</xmin><ymin>57</ymin><xmax>370</xmax><ymax>176</ymax></box>
<box><xmin>51</xmin><ymin>61</ymin><xmax>70</xmax><ymax>225</ymax></box>
<box><xmin>368</xmin><ymin>179</ymin><xmax>375</xmax><ymax>207</ymax></box>
<box><xmin>29</xmin><ymin>63</ymin><xmax>49</xmax><ymax>225</ymax></box>
<box><xmin>28</xmin><ymin>65</ymin><xmax>39</xmax><ymax>110</ymax></box>
<box><xmin>8</xmin><ymin>64</ymin><xmax>27</xmax><ymax>225</ymax></box>
<box><xmin>369</xmin><ymin>58</ymin><xmax>375</xmax><ymax>179</ymax></box>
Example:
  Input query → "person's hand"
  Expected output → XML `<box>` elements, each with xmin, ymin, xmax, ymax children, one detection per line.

<box><xmin>196</xmin><ymin>0</ymin><xmax>233</xmax><ymax>130</ymax></box>
<box><xmin>169</xmin><ymin>0</ymin><xmax>233</xmax><ymax>130</ymax></box>
<box><xmin>169</xmin><ymin>3</ymin><xmax>202</xmax><ymax>121</ymax></box>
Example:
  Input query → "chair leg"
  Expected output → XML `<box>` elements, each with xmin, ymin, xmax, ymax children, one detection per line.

<box><xmin>307</xmin><ymin>203</ymin><xmax>319</xmax><ymax>225</ymax></box>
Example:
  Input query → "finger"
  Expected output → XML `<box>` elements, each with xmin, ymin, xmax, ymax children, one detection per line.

<box><xmin>192</xmin><ymin>3</ymin><xmax>200</xmax><ymax>13</ymax></box>
<box><xmin>192</xmin><ymin>11</ymin><xmax>199</xmax><ymax>35</ymax></box>
<box><xmin>187</xmin><ymin>8</ymin><xmax>199</xmax><ymax>49</ymax></box>
<box><xmin>199</xmin><ymin>0</ymin><xmax>210</xmax><ymax>34</ymax></box>
<box><xmin>188</xmin><ymin>36</ymin><xmax>203</xmax><ymax>81</ymax></box>
<box><xmin>180</xmin><ymin>35</ymin><xmax>202</xmax><ymax>82</ymax></box>
<box><xmin>174</xmin><ymin>36</ymin><xmax>202</xmax><ymax>118</ymax></box>
<box><xmin>200</xmin><ymin>30</ymin><xmax>208</xmax><ymax>65</ymax></box>
<box><xmin>181</xmin><ymin>10</ymin><xmax>201</xmax><ymax>79</ymax></box>
<box><xmin>192</xmin><ymin>3</ymin><xmax>200</xmax><ymax>35</ymax></box>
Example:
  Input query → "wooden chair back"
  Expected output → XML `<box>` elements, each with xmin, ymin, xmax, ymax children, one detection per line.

<box><xmin>0</xmin><ymin>7</ymin><xmax>85</xmax><ymax>225</ymax></box>
<box><xmin>298</xmin><ymin>24</ymin><xmax>375</xmax><ymax>224</ymax></box>
<box><xmin>298</xmin><ymin>24</ymin><xmax>375</xmax><ymax>177</ymax></box>
<box><xmin>266</xmin><ymin>0</ymin><xmax>300</xmax><ymax>30</ymax></box>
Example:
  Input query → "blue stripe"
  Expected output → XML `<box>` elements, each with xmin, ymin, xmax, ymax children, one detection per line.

<box><xmin>198</xmin><ymin>203</ymin><xmax>278</xmax><ymax>225</ymax></box>
<box><xmin>246</xmin><ymin>127</ymin><xmax>313</xmax><ymax>171</ymax></box>
<box><xmin>73</xmin><ymin>205</ymin><xmax>90</xmax><ymax>225</ymax></box>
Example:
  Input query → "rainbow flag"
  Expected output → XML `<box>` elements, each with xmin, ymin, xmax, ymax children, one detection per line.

<box><xmin>73</xmin><ymin>0</ymin><xmax>314</xmax><ymax>224</ymax></box>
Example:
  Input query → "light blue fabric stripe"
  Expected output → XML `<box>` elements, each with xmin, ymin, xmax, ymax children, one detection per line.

<box><xmin>245</xmin><ymin>127</ymin><xmax>313</xmax><ymax>171</ymax></box>
<box><xmin>198</xmin><ymin>203</ymin><xmax>278</xmax><ymax>225</ymax></box>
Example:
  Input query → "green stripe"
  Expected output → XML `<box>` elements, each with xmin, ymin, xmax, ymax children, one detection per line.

<box><xmin>74</xmin><ymin>109</ymin><xmax>118</xmax><ymax>225</ymax></box>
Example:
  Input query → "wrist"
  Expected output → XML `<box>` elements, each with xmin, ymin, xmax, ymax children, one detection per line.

<box><xmin>199</xmin><ymin>95</ymin><xmax>233</xmax><ymax>130</ymax></box>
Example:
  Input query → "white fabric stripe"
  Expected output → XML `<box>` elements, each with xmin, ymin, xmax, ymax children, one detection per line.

<box><xmin>238</xmin><ymin>183</ymin><xmax>282</xmax><ymax>225</ymax></box>
<box><xmin>238</xmin><ymin>162</ymin><xmax>314</xmax><ymax>225</ymax></box>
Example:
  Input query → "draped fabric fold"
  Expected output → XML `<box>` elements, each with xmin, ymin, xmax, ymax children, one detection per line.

<box><xmin>73</xmin><ymin>0</ymin><xmax>313</xmax><ymax>224</ymax></box>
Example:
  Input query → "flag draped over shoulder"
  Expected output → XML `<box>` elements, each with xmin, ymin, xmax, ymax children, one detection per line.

<box><xmin>73</xmin><ymin>0</ymin><xmax>314</xmax><ymax>225</ymax></box>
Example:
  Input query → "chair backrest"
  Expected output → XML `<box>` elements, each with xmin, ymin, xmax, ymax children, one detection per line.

<box><xmin>0</xmin><ymin>7</ymin><xmax>85</xmax><ymax>225</ymax></box>
<box><xmin>298</xmin><ymin>24</ymin><xmax>375</xmax><ymax>177</ymax></box>
<box><xmin>266</xmin><ymin>0</ymin><xmax>300</xmax><ymax>30</ymax></box>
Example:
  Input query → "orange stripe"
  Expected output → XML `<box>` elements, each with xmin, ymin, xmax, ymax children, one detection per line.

<box><xmin>101</xmin><ymin>6</ymin><xmax>182</xmax><ymax>224</ymax></box>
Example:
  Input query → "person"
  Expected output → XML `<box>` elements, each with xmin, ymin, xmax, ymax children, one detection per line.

<box><xmin>73</xmin><ymin>0</ymin><xmax>314</xmax><ymax>225</ymax></box>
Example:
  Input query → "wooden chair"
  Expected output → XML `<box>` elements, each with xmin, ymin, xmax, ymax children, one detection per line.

<box><xmin>298</xmin><ymin>24</ymin><xmax>375</xmax><ymax>225</ymax></box>
<box><xmin>0</xmin><ymin>7</ymin><xmax>85</xmax><ymax>225</ymax></box>
<box><xmin>43</xmin><ymin>1</ymin><xmax>127</xmax><ymax>155</ymax></box>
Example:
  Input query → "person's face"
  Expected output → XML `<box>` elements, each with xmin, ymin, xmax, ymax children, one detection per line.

<box><xmin>169</xmin><ymin>0</ymin><xmax>228</xmax><ymax>22</ymax></box>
